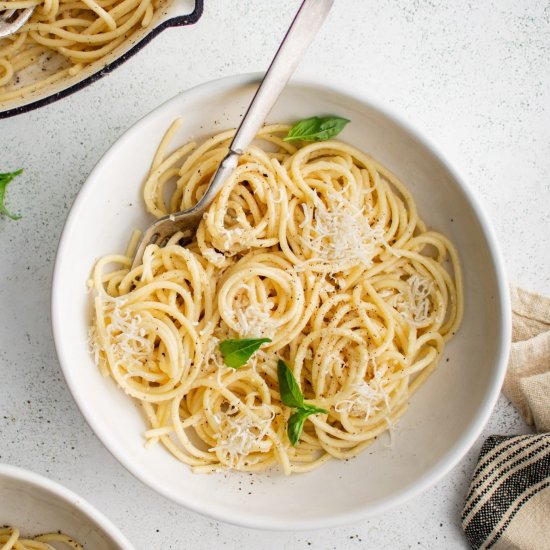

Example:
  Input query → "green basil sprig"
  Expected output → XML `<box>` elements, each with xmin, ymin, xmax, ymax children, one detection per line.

<box><xmin>277</xmin><ymin>358</ymin><xmax>305</xmax><ymax>408</ymax></box>
<box><xmin>0</xmin><ymin>169</ymin><xmax>23</xmax><ymax>220</ymax></box>
<box><xmin>288</xmin><ymin>403</ymin><xmax>329</xmax><ymax>447</ymax></box>
<box><xmin>283</xmin><ymin>116</ymin><xmax>350</xmax><ymax>142</ymax></box>
<box><xmin>277</xmin><ymin>359</ymin><xmax>328</xmax><ymax>446</ymax></box>
<box><xmin>219</xmin><ymin>338</ymin><xmax>271</xmax><ymax>369</ymax></box>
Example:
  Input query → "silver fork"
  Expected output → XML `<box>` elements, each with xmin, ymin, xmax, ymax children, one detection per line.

<box><xmin>131</xmin><ymin>0</ymin><xmax>334</xmax><ymax>269</ymax></box>
<box><xmin>0</xmin><ymin>7</ymin><xmax>35</xmax><ymax>38</ymax></box>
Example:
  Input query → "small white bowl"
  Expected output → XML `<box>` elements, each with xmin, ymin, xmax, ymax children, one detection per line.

<box><xmin>52</xmin><ymin>74</ymin><xmax>511</xmax><ymax>530</ymax></box>
<box><xmin>0</xmin><ymin>464</ymin><xmax>133</xmax><ymax>549</ymax></box>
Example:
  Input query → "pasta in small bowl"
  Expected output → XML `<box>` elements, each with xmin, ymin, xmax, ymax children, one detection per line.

<box><xmin>52</xmin><ymin>74</ymin><xmax>511</xmax><ymax>529</ymax></box>
<box><xmin>0</xmin><ymin>463</ymin><xmax>132</xmax><ymax>549</ymax></box>
<box><xmin>0</xmin><ymin>0</ymin><xmax>202</xmax><ymax>118</ymax></box>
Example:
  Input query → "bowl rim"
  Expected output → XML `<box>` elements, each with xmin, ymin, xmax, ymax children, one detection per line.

<box><xmin>0</xmin><ymin>463</ymin><xmax>134</xmax><ymax>548</ymax></box>
<box><xmin>0</xmin><ymin>0</ymin><xmax>203</xmax><ymax>120</ymax></box>
<box><xmin>51</xmin><ymin>72</ymin><xmax>512</xmax><ymax>530</ymax></box>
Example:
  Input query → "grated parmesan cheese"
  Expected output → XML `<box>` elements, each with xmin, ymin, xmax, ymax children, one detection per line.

<box><xmin>334</xmin><ymin>358</ymin><xmax>391</xmax><ymax>421</ymax></box>
<box><xmin>202</xmin><ymin>247</ymin><xmax>226</xmax><ymax>267</ymax></box>
<box><xmin>232</xmin><ymin>284</ymin><xmax>276</xmax><ymax>338</ymax></box>
<box><xmin>87</xmin><ymin>325</ymin><xmax>101</xmax><ymax>366</ymax></box>
<box><xmin>210</xmin><ymin>406</ymin><xmax>274</xmax><ymax>468</ymax></box>
<box><xmin>203</xmin><ymin>335</ymin><xmax>223</xmax><ymax>369</ymax></box>
<box><xmin>334</xmin><ymin>380</ymin><xmax>383</xmax><ymax>421</ymax></box>
<box><xmin>379</xmin><ymin>274</ymin><xmax>433</xmax><ymax>326</ymax></box>
<box><xmin>300</xmin><ymin>190</ymin><xmax>384</xmax><ymax>270</ymax></box>
<box><xmin>98</xmin><ymin>300</ymin><xmax>153</xmax><ymax>375</ymax></box>
<box><xmin>393</xmin><ymin>274</ymin><xmax>433</xmax><ymax>325</ymax></box>
<box><xmin>406</xmin><ymin>274</ymin><xmax>433</xmax><ymax>324</ymax></box>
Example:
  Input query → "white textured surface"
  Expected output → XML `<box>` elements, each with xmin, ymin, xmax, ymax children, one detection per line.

<box><xmin>1</xmin><ymin>0</ymin><xmax>548</xmax><ymax>548</ymax></box>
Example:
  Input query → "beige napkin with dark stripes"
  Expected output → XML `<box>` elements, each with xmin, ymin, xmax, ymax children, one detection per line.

<box><xmin>462</xmin><ymin>287</ymin><xmax>550</xmax><ymax>550</ymax></box>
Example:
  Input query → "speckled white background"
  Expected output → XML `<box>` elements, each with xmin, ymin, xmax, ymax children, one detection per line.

<box><xmin>1</xmin><ymin>0</ymin><xmax>548</xmax><ymax>548</ymax></box>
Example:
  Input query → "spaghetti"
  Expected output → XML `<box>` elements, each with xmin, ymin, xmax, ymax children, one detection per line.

<box><xmin>0</xmin><ymin>0</ymin><xmax>167</xmax><ymax>103</ymax></box>
<box><xmin>89</xmin><ymin>120</ymin><xmax>463</xmax><ymax>474</ymax></box>
<box><xmin>0</xmin><ymin>527</ymin><xmax>83</xmax><ymax>549</ymax></box>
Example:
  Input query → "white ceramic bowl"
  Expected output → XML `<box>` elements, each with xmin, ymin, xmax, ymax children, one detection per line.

<box><xmin>0</xmin><ymin>464</ymin><xmax>133</xmax><ymax>549</ymax></box>
<box><xmin>52</xmin><ymin>74</ymin><xmax>511</xmax><ymax>530</ymax></box>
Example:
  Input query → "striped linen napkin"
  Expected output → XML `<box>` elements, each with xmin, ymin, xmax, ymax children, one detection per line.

<box><xmin>462</xmin><ymin>288</ymin><xmax>550</xmax><ymax>550</ymax></box>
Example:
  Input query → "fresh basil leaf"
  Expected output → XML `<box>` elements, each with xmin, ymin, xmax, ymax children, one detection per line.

<box><xmin>287</xmin><ymin>410</ymin><xmax>307</xmax><ymax>447</ymax></box>
<box><xmin>287</xmin><ymin>406</ymin><xmax>327</xmax><ymax>446</ymax></box>
<box><xmin>277</xmin><ymin>359</ymin><xmax>305</xmax><ymax>408</ymax></box>
<box><xmin>277</xmin><ymin>360</ymin><xmax>328</xmax><ymax>445</ymax></box>
<box><xmin>301</xmin><ymin>402</ymin><xmax>328</xmax><ymax>415</ymax></box>
<box><xmin>218</xmin><ymin>338</ymin><xmax>271</xmax><ymax>369</ymax></box>
<box><xmin>0</xmin><ymin>169</ymin><xmax>23</xmax><ymax>220</ymax></box>
<box><xmin>283</xmin><ymin>116</ymin><xmax>350</xmax><ymax>142</ymax></box>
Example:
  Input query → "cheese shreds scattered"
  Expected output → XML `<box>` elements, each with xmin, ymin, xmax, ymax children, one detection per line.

<box><xmin>234</xmin><ymin>304</ymin><xmax>275</xmax><ymax>338</ymax></box>
<box><xmin>300</xmin><ymin>190</ymin><xmax>384</xmax><ymax>270</ymax></box>
<box><xmin>232</xmin><ymin>284</ymin><xmax>276</xmax><ymax>338</ymax></box>
<box><xmin>202</xmin><ymin>335</ymin><xmax>223</xmax><ymax>371</ymax></box>
<box><xmin>202</xmin><ymin>247</ymin><xmax>225</xmax><ymax>267</ymax></box>
<box><xmin>334</xmin><ymin>357</ymin><xmax>391</xmax><ymax>421</ymax></box>
<box><xmin>221</xmin><ymin>227</ymin><xmax>245</xmax><ymax>250</ymax></box>
<box><xmin>372</xmin><ymin>358</ymin><xmax>392</xmax><ymax>413</ymax></box>
<box><xmin>406</xmin><ymin>274</ymin><xmax>433</xmax><ymax>324</ymax></box>
<box><xmin>98</xmin><ymin>301</ymin><xmax>153</xmax><ymax>375</ymax></box>
<box><xmin>334</xmin><ymin>381</ymin><xmax>383</xmax><ymax>421</ymax></box>
<box><xmin>210</xmin><ymin>406</ymin><xmax>274</xmax><ymax>468</ymax></box>
<box><xmin>393</xmin><ymin>274</ymin><xmax>433</xmax><ymax>325</ymax></box>
<box><xmin>379</xmin><ymin>274</ymin><xmax>434</xmax><ymax>326</ymax></box>
<box><xmin>88</xmin><ymin>325</ymin><xmax>101</xmax><ymax>366</ymax></box>
<box><xmin>204</xmin><ymin>209</ymin><xmax>248</xmax><ymax>255</ymax></box>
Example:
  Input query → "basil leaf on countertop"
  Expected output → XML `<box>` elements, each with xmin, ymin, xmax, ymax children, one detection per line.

<box><xmin>283</xmin><ymin>116</ymin><xmax>350</xmax><ymax>142</ymax></box>
<box><xmin>219</xmin><ymin>338</ymin><xmax>271</xmax><ymax>369</ymax></box>
<box><xmin>0</xmin><ymin>169</ymin><xmax>23</xmax><ymax>220</ymax></box>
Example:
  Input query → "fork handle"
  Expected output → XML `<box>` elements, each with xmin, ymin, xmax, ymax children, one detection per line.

<box><xmin>193</xmin><ymin>0</ymin><xmax>334</xmax><ymax>210</ymax></box>
<box><xmin>130</xmin><ymin>0</ymin><xmax>333</xmax><ymax>268</ymax></box>
<box><xmin>230</xmin><ymin>0</ymin><xmax>334</xmax><ymax>154</ymax></box>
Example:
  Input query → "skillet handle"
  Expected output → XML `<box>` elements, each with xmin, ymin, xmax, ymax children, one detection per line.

<box><xmin>160</xmin><ymin>0</ymin><xmax>203</xmax><ymax>29</ymax></box>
